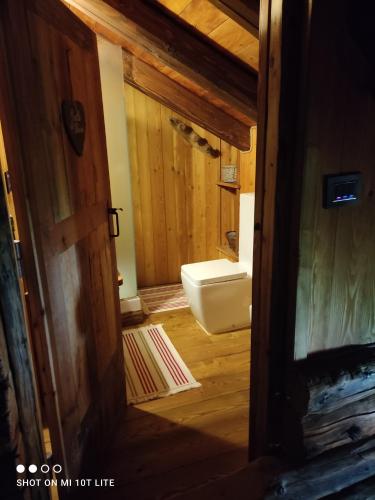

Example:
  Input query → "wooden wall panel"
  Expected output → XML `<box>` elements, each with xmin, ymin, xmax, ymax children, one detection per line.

<box><xmin>240</xmin><ymin>126</ymin><xmax>257</xmax><ymax>193</ymax></box>
<box><xmin>217</xmin><ymin>126</ymin><xmax>256</xmax><ymax>259</ymax></box>
<box><xmin>157</xmin><ymin>0</ymin><xmax>259</xmax><ymax>70</ymax></box>
<box><xmin>218</xmin><ymin>141</ymin><xmax>239</xmax><ymax>257</ymax></box>
<box><xmin>294</xmin><ymin>0</ymin><xmax>375</xmax><ymax>358</ymax></box>
<box><xmin>125</xmin><ymin>85</ymin><xmax>255</xmax><ymax>287</ymax></box>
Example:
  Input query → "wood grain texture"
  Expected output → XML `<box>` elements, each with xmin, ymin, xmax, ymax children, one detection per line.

<box><xmin>248</xmin><ymin>0</ymin><xmax>313</xmax><ymax>460</ymax></box>
<box><xmin>240</xmin><ymin>126</ymin><xmax>257</xmax><ymax>193</ymax></box>
<box><xmin>64</xmin><ymin>0</ymin><xmax>258</xmax><ymax>120</ymax></box>
<box><xmin>169</xmin><ymin>117</ymin><xmax>221</xmax><ymax>158</ymax></box>
<box><xmin>176</xmin><ymin>0</ymin><xmax>228</xmax><ymax>33</ymax></box>
<box><xmin>270</xmin><ymin>355</ymin><xmax>375</xmax><ymax>496</ymax></box>
<box><xmin>209</xmin><ymin>16</ymin><xmax>259</xmax><ymax>70</ymax></box>
<box><xmin>267</xmin><ymin>438</ymin><xmax>375</xmax><ymax>499</ymax></box>
<box><xmin>0</xmin><ymin>10</ymin><xmax>68</xmax><ymax>482</ymax></box>
<box><xmin>125</xmin><ymin>86</ymin><xmax>255</xmax><ymax>286</ymax></box>
<box><xmin>328</xmin><ymin>475</ymin><xmax>375</xmax><ymax>499</ymax></box>
<box><xmin>208</xmin><ymin>0</ymin><xmax>259</xmax><ymax>37</ymax></box>
<box><xmin>81</xmin><ymin>307</ymin><xmax>252</xmax><ymax>500</ymax></box>
<box><xmin>284</xmin><ymin>347</ymin><xmax>375</xmax><ymax>460</ymax></box>
<box><xmin>304</xmin><ymin>393</ymin><xmax>375</xmax><ymax>458</ymax></box>
<box><xmin>158</xmin><ymin>0</ymin><xmax>259</xmax><ymax>67</ymax></box>
<box><xmin>0</xmin><ymin>169</ymin><xmax>47</xmax><ymax>499</ymax></box>
<box><xmin>216</xmin><ymin>126</ymin><xmax>257</xmax><ymax>260</ymax></box>
<box><xmin>123</xmin><ymin>51</ymin><xmax>251</xmax><ymax>150</ymax></box>
<box><xmin>249</xmin><ymin>0</ymin><xmax>281</xmax><ymax>459</ymax></box>
<box><xmin>294</xmin><ymin>0</ymin><xmax>375</xmax><ymax>359</ymax></box>
<box><xmin>125</xmin><ymin>85</ymin><xmax>253</xmax><ymax>287</ymax></box>
<box><xmin>64</xmin><ymin>1</ymin><xmax>254</xmax><ymax>128</ymax></box>
<box><xmin>0</xmin><ymin>0</ymin><xmax>125</xmax><ymax>485</ymax></box>
<box><xmin>218</xmin><ymin>141</ymin><xmax>240</xmax><ymax>257</ymax></box>
<box><xmin>0</xmin><ymin>300</ymin><xmax>28</xmax><ymax>500</ymax></box>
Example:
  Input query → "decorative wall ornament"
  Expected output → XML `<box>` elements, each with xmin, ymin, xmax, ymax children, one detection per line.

<box><xmin>61</xmin><ymin>100</ymin><xmax>86</xmax><ymax>156</ymax></box>
<box><xmin>169</xmin><ymin>117</ymin><xmax>221</xmax><ymax>158</ymax></box>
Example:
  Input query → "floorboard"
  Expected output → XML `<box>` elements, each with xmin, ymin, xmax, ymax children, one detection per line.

<box><xmin>85</xmin><ymin>308</ymin><xmax>251</xmax><ymax>499</ymax></box>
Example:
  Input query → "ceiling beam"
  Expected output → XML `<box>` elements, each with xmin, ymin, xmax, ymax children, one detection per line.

<box><xmin>63</xmin><ymin>0</ymin><xmax>257</xmax><ymax>121</ymax></box>
<box><xmin>208</xmin><ymin>0</ymin><xmax>259</xmax><ymax>38</ymax></box>
<box><xmin>123</xmin><ymin>51</ymin><xmax>251</xmax><ymax>150</ymax></box>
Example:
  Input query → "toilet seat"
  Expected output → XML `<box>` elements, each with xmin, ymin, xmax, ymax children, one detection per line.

<box><xmin>181</xmin><ymin>259</ymin><xmax>248</xmax><ymax>286</ymax></box>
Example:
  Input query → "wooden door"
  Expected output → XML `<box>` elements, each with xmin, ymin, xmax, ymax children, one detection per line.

<box><xmin>0</xmin><ymin>0</ymin><xmax>125</xmax><ymax>482</ymax></box>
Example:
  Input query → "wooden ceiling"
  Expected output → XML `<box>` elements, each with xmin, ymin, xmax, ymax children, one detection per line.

<box><xmin>157</xmin><ymin>0</ymin><xmax>259</xmax><ymax>70</ymax></box>
<box><xmin>63</xmin><ymin>0</ymin><xmax>259</xmax><ymax>150</ymax></box>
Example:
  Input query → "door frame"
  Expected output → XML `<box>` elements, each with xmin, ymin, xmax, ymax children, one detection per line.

<box><xmin>0</xmin><ymin>134</ymin><xmax>48</xmax><ymax>500</ymax></box>
<box><xmin>249</xmin><ymin>0</ymin><xmax>312</xmax><ymax>458</ymax></box>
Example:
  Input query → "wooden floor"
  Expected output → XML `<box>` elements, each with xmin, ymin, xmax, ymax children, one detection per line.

<box><xmin>89</xmin><ymin>308</ymin><xmax>252</xmax><ymax>499</ymax></box>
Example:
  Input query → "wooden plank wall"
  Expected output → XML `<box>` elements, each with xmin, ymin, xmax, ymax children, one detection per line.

<box><xmin>294</xmin><ymin>0</ymin><xmax>375</xmax><ymax>359</ymax></box>
<box><xmin>217</xmin><ymin>126</ymin><xmax>257</xmax><ymax>257</ymax></box>
<box><xmin>219</xmin><ymin>142</ymin><xmax>239</xmax><ymax>257</ymax></box>
<box><xmin>125</xmin><ymin>84</ymin><xmax>256</xmax><ymax>287</ymax></box>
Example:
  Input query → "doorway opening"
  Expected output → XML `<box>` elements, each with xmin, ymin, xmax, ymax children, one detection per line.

<box><xmin>105</xmin><ymin>101</ymin><xmax>257</xmax><ymax>500</ymax></box>
<box><xmin>92</xmin><ymin>1</ymin><xmax>259</xmax><ymax>495</ymax></box>
<box><xmin>112</xmin><ymin>111</ymin><xmax>257</xmax><ymax>499</ymax></box>
<box><xmin>0</xmin><ymin>0</ymin><xmax>269</xmax><ymax>497</ymax></box>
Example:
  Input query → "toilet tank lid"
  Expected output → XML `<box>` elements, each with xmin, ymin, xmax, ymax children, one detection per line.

<box><xmin>181</xmin><ymin>259</ymin><xmax>248</xmax><ymax>285</ymax></box>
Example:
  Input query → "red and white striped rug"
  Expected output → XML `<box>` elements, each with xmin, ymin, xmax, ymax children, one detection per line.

<box><xmin>123</xmin><ymin>324</ymin><xmax>200</xmax><ymax>404</ymax></box>
<box><xmin>139</xmin><ymin>283</ymin><xmax>189</xmax><ymax>314</ymax></box>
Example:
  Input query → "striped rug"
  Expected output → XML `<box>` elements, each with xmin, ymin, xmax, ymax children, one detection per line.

<box><xmin>123</xmin><ymin>324</ymin><xmax>201</xmax><ymax>404</ymax></box>
<box><xmin>139</xmin><ymin>283</ymin><xmax>189</xmax><ymax>314</ymax></box>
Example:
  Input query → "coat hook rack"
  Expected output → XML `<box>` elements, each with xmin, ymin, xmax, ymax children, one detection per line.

<box><xmin>169</xmin><ymin>117</ymin><xmax>221</xmax><ymax>158</ymax></box>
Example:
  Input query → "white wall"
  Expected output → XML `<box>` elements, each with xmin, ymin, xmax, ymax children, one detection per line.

<box><xmin>97</xmin><ymin>36</ymin><xmax>137</xmax><ymax>299</ymax></box>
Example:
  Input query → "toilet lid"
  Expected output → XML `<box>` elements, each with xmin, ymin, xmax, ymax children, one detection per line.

<box><xmin>181</xmin><ymin>259</ymin><xmax>248</xmax><ymax>285</ymax></box>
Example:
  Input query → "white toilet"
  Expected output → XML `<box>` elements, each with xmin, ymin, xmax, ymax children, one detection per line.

<box><xmin>181</xmin><ymin>193</ymin><xmax>255</xmax><ymax>334</ymax></box>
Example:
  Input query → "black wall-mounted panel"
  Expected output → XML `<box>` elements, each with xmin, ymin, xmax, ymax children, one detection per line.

<box><xmin>323</xmin><ymin>172</ymin><xmax>362</xmax><ymax>209</ymax></box>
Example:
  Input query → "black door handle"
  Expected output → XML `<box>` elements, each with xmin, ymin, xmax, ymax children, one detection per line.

<box><xmin>108</xmin><ymin>207</ymin><xmax>123</xmax><ymax>237</ymax></box>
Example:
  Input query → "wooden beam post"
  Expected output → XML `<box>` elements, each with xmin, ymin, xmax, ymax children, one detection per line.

<box><xmin>249</xmin><ymin>0</ymin><xmax>312</xmax><ymax>460</ymax></box>
<box><xmin>123</xmin><ymin>51</ymin><xmax>251</xmax><ymax>150</ymax></box>
<box><xmin>208</xmin><ymin>0</ymin><xmax>259</xmax><ymax>38</ymax></box>
<box><xmin>0</xmin><ymin>176</ymin><xmax>47</xmax><ymax>499</ymax></box>
<box><xmin>64</xmin><ymin>0</ymin><xmax>258</xmax><ymax>121</ymax></box>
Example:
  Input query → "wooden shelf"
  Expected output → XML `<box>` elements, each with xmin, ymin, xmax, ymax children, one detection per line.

<box><xmin>216</xmin><ymin>181</ymin><xmax>240</xmax><ymax>190</ymax></box>
<box><xmin>216</xmin><ymin>245</ymin><xmax>238</xmax><ymax>261</ymax></box>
